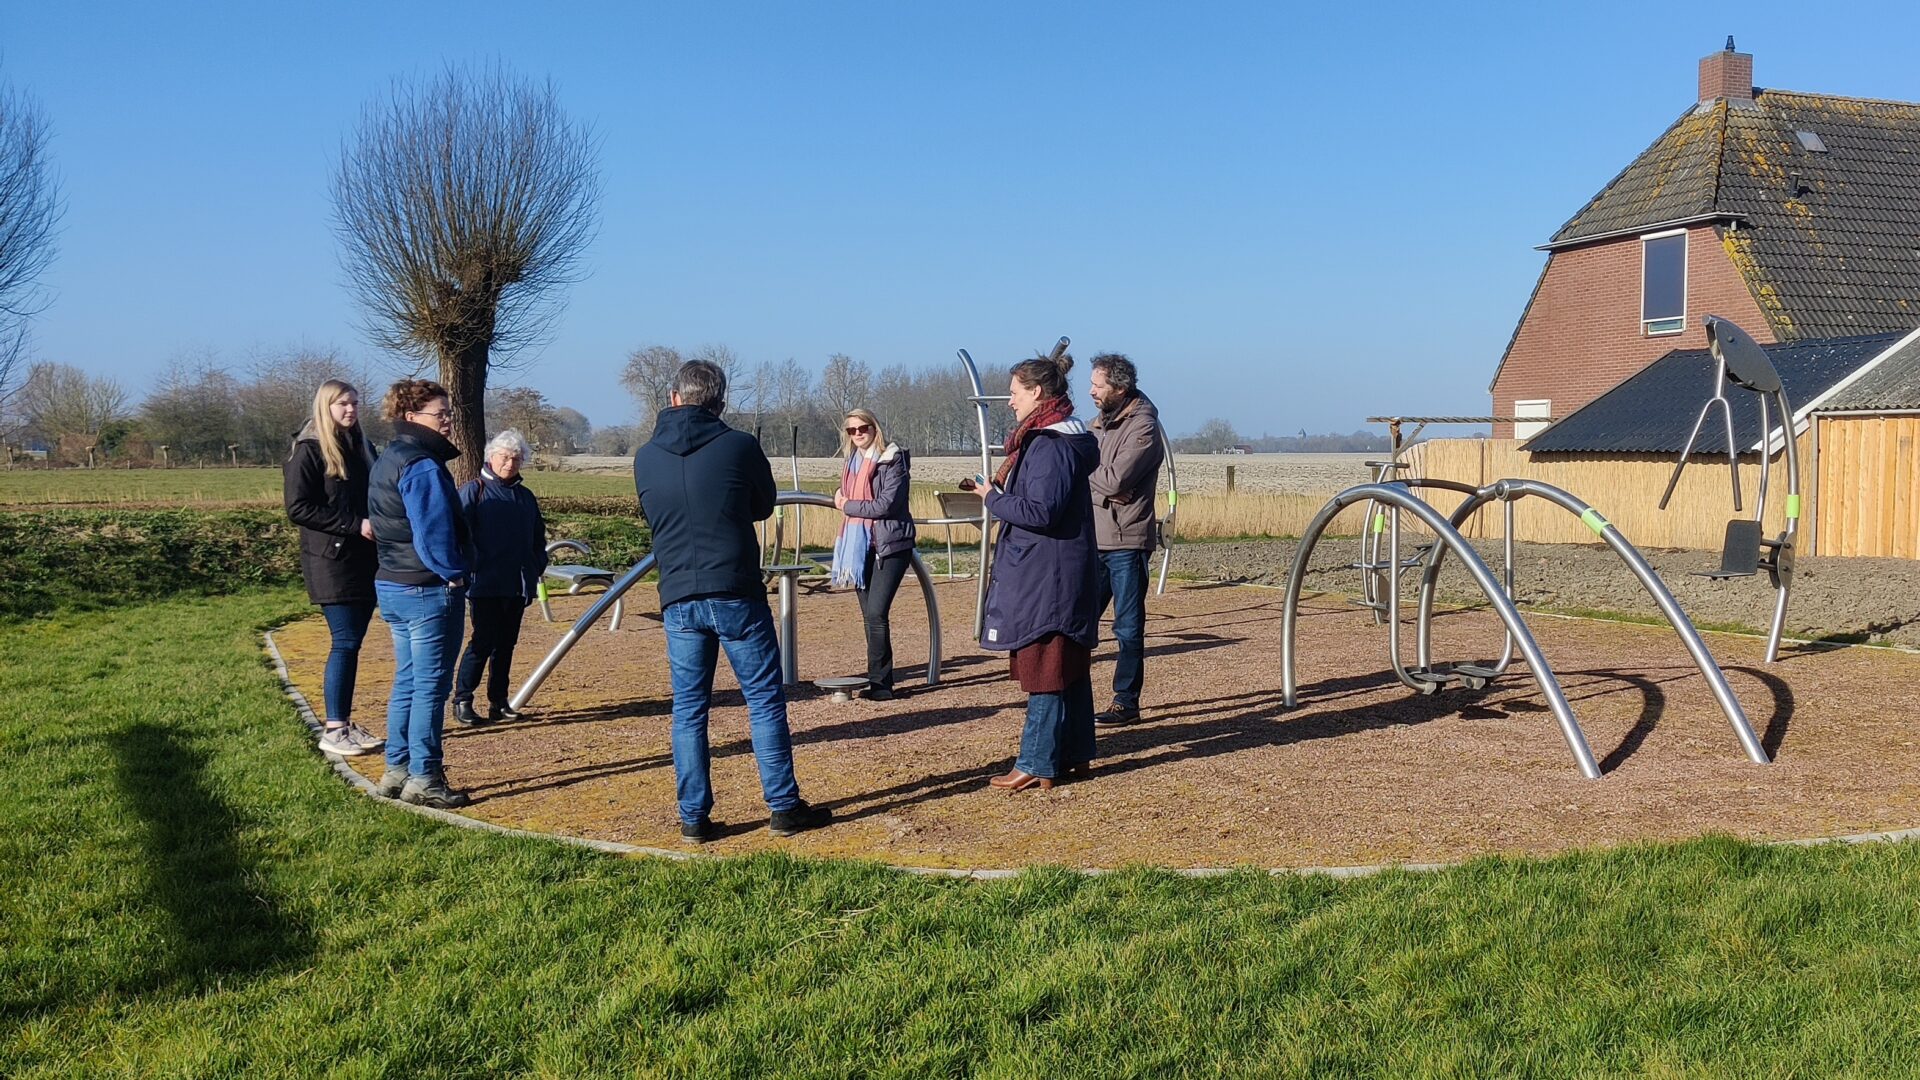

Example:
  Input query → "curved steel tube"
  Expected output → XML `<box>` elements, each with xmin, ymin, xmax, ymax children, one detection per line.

<box><xmin>1412</xmin><ymin>479</ymin><xmax>1769</xmax><ymax>765</ymax></box>
<box><xmin>509</xmin><ymin>492</ymin><xmax>943</xmax><ymax>711</ymax></box>
<box><xmin>958</xmin><ymin>348</ymin><xmax>994</xmax><ymax>642</ymax></box>
<box><xmin>1281</xmin><ymin>483</ymin><xmax>1602</xmax><ymax>779</ymax></box>
<box><xmin>1765</xmin><ymin>383</ymin><xmax>1799</xmax><ymax>662</ymax></box>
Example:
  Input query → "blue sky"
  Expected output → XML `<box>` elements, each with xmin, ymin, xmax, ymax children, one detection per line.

<box><xmin>8</xmin><ymin>1</ymin><xmax>1920</xmax><ymax>437</ymax></box>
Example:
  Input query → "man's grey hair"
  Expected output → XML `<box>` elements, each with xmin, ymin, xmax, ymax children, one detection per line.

<box><xmin>484</xmin><ymin>429</ymin><xmax>532</xmax><ymax>463</ymax></box>
<box><xmin>1090</xmin><ymin>353</ymin><xmax>1137</xmax><ymax>394</ymax></box>
<box><xmin>675</xmin><ymin>359</ymin><xmax>727</xmax><ymax>413</ymax></box>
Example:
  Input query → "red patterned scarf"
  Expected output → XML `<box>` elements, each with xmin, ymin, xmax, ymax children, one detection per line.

<box><xmin>994</xmin><ymin>394</ymin><xmax>1075</xmax><ymax>489</ymax></box>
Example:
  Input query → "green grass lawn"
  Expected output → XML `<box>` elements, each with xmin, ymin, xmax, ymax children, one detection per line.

<box><xmin>6</xmin><ymin>592</ymin><xmax>1920</xmax><ymax>1075</ymax></box>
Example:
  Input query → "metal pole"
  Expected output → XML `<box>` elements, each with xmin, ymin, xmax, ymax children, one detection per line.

<box><xmin>1500</xmin><ymin>479</ymin><xmax>1770</xmax><ymax>765</ymax></box>
<box><xmin>510</xmin><ymin>491</ymin><xmax>944</xmax><ymax>710</ymax></box>
<box><xmin>1155</xmin><ymin>427</ymin><xmax>1179</xmax><ymax>595</ymax></box>
<box><xmin>1280</xmin><ymin>483</ymin><xmax>1602</xmax><ymax>779</ymax></box>
<box><xmin>958</xmin><ymin>348</ymin><xmax>993</xmax><ymax>642</ymax></box>
<box><xmin>777</xmin><ymin>571</ymin><xmax>799</xmax><ymax>685</ymax></box>
<box><xmin>790</xmin><ymin>424</ymin><xmax>802</xmax><ymax>563</ymax></box>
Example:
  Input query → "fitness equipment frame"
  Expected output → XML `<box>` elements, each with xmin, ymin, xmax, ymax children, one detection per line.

<box><xmin>1351</xmin><ymin>416</ymin><xmax>1547</xmax><ymax>625</ymax></box>
<box><xmin>508</xmin><ymin>491</ymin><xmax>944</xmax><ymax>711</ymax></box>
<box><xmin>1281</xmin><ymin>478</ymin><xmax>1770</xmax><ymax>779</ymax></box>
<box><xmin>1659</xmin><ymin>314</ymin><xmax>1800</xmax><ymax>662</ymax></box>
<box><xmin>956</xmin><ymin>339</ymin><xmax>1183</xmax><ymax>642</ymax></box>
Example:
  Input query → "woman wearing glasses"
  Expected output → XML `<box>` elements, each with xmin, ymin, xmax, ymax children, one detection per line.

<box><xmin>831</xmin><ymin>408</ymin><xmax>915</xmax><ymax>701</ymax></box>
<box><xmin>366</xmin><ymin>379</ymin><xmax>472</xmax><ymax>808</ymax></box>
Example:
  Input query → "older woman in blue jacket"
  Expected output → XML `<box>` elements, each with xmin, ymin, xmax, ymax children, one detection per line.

<box><xmin>831</xmin><ymin>408</ymin><xmax>916</xmax><ymax>700</ymax></box>
<box><xmin>971</xmin><ymin>351</ymin><xmax>1101</xmax><ymax>791</ymax></box>
<box><xmin>454</xmin><ymin>429</ymin><xmax>548</xmax><ymax>725</ymax></box>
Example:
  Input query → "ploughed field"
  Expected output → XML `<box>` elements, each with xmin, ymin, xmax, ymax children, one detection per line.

<box><xmin>274</xmin><ymin>577</ymin><xmax>1920</xmax><ymax>870</ymax></box>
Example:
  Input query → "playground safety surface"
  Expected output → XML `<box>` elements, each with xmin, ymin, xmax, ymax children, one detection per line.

<box><xmin>272</xmin><ymin>579</ymin><xmax>1920</xmax><ymax>870</ymax></box>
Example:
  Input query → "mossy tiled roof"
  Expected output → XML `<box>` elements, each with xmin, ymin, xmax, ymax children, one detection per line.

<box><xmin>1548</xmin><ymin>89</ymin><xmax>1920</xmax><ymax>341</ymax></box>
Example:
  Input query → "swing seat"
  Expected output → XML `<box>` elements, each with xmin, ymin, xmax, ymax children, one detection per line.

<box><xmin>1695</xmin><ymin>519</ymin><xmax>1763</xmax><ymax>579</ymax></box>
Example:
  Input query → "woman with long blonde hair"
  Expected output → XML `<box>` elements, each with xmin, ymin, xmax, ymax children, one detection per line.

<box><xmin>831</xmin><ymin>407</ymin><xmax>916</xmax><ymax>699</ymax></box>
<box><xmin>283</xmin><ymin>379</ymin><xmax>383</xmax><ymax>759</ymax></box>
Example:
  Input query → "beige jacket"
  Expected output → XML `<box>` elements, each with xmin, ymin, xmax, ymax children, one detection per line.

<box><xmin>1088</xmin><ymin>391</ymin><xmax>1165</xmax><ymax>551</ymax></box>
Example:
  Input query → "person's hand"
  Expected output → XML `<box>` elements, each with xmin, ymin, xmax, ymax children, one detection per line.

<box><xmin>359</xmin><ymin>518</ymin><xmax>374</xmax><ymax>541</ymax></box>
<box><xmin>834</xmin><ymin>489</ymin><xmax>848</xmax><ymax>510</ymax></box>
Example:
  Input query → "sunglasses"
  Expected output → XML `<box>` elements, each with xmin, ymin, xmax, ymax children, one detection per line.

<box><xmin>845</xmin><ymin>423</ymin><xmax>874</xmax><ymax>435</ymax></box>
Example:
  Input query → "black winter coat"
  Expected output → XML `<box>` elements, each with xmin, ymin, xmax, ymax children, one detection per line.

<box><xmin>283</xmin><ymin>422</ymin><xmax>378</xmax><ymax>605</ymax></box>
<box><xmin>633</xmin><ymin>405</ymin><xmax>777</xmax><ymax>608</ymax></box>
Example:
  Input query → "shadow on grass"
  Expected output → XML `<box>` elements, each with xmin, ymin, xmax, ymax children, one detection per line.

<box><xmin>113</xmin><ymin>722</ymin><xmax>313</xmax><ymax>991</ymax></box>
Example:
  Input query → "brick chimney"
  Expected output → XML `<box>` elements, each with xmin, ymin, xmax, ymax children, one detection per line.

<box><xmin>1699</xmin><ymin>36</ymin><xmax>1754</xmax><ymax>106</ymax></box>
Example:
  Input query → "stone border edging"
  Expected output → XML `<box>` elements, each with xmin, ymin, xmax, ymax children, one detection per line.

<box><xmin>261</xmin><ymin>628</ymin><xmax>1920</xmax><ymax>881</ymax></box>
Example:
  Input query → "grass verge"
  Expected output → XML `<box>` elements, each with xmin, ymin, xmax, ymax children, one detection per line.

<box><xmin>5</xmin><ymin>592</ymin><xmax>1920</xmax><ymax>1075</ymax></box>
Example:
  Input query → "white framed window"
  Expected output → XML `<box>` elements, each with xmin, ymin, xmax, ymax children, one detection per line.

<box><xmin>1641</xmin><ymin>229</ymin><xmax>1687</xmax><ymax>336</ymax></box>
<box><xmin>1513</xmin><ymin>399</ymin><xmax>1552</xmax><ymax>440</ymax></box>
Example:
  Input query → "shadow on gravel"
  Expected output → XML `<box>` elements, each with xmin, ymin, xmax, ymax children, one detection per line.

<box><xmin>113</xmin><ymin>723</ymin><xmax>313</xmax><ymax>992</ymax></box>
<box><xmin>1723</xmin><ymin>664</ymin><xmax>1796</xmax><ymax>757</ymax></box>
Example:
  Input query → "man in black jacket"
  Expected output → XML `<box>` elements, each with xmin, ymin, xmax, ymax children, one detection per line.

<box><xmin>633</xmin><ymin>360</ymin><xmax>830</xmax><ymax>843</ymax></box>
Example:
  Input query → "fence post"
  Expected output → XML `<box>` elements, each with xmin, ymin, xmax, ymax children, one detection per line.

<box><xmin>1225</xmin><ymin>465</ymin><xmax>1236</xmax><ymax>498</ymax></box>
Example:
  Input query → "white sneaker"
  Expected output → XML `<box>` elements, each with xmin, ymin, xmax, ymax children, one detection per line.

<box><xmin>319</xmin><ymin>726</ymin><xmax>374</xmax><ymax>758</ymax></box>
<box><xmin>346</xmin><ymin>724</ymin><xmax>386</xmax><ymax>752</ymax></box>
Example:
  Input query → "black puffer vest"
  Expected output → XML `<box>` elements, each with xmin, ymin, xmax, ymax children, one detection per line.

<box><xmin>369</xmin><ymin>421</ymin><xmax>465</xmax><ymax>585</ymax></box>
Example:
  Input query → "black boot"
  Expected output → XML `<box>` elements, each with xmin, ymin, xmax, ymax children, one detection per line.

<box><xmin>490</xmin><ymin>702</ymin><xmax>524</xmax><ymax>723</ymax></box>
<box><xmin>452</xmin><ymin>699</ymin><xmax>487</xmax><ymax>726</ymax></box>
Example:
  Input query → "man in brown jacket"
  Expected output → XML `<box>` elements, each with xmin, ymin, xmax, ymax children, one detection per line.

<box><xmin>1087</xmin><ymin>353</ymin><xmax>1165</xmax><ymax>725</ymax></box>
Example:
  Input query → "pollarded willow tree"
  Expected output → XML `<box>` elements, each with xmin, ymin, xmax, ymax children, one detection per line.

<box><xmin>0</xmin><ymin>77</ymin><xmax>61</xmax><ymax>407</ymax></box>
<box><xmin>332</xmin><ymin>64</ymin><xmax>599</xmax><ymax>480</ymax></box>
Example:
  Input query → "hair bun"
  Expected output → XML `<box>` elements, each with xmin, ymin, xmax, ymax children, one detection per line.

<box><xmin>1052</xmin><ymin>352</ymin><xmax>1074</xmax><ymax>376</ymax></box>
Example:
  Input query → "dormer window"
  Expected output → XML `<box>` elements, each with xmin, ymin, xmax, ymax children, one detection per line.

<box><xmin>1642</xmin><ymin>230</ymin><xmax>1687</xmax><ymax>335</ymax></box>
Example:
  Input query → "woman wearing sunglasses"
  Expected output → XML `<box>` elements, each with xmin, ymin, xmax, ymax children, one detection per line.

<box><xmin>831</xmin><ymin>408</ymin><xmax>915</xmax><ymax>700</ymax></box>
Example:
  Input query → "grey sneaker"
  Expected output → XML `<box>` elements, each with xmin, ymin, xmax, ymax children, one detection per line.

<box><xmin>373</xmin><ymin>767</ymin><xmax>409</xmax><ymax>799</ymax></box>
<box><xmin>347</xmin><ymin>724</ymin><xmax>386</xmax><ymax>752</ymax></box>
<box><xmin>400</xmin><ymin>772</ymin><xmax>472</xmax><ymax>809</ymax></box>
<box><xmin>319</xmin><ymin>726</ymin><xmax>374</xmax><ymax>757</ymax></box>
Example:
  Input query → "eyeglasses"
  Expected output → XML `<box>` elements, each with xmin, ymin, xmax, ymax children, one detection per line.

<box><xmin>411</xmin><ymin>408</ymin><xmax>452</xmax><ymax>421</ymax></box>
<box><xmin>845</xmin><ymin>424</ymin><xmax>873</xmax><ymax>435</ymax></box>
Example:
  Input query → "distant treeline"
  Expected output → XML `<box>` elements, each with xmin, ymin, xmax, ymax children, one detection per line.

<box><xmin>1170</xmin><ymin>417</ymin><xmax>1389</xmax><ymax>454</ymax></box>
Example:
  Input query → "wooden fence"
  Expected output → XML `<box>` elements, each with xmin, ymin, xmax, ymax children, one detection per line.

<box><xmin>1812</xmin><ymin>415</ymin><xmax>1920</xmax><ymax>559</ymax></box>
<box><xmin>1402</xmin><ymin>438</ymin><xmax>1804</xmax><ymax>550</ymax></box>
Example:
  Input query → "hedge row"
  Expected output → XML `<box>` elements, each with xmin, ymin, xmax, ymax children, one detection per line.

<box><xmin>0</xmin><ymin>508</ymin><xmax>649</xmax><ymax>621</ymax></box>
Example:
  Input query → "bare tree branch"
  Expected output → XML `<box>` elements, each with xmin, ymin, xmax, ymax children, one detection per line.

<box><xmin>0</xmin><ymin>77</ymin><xmax>61</xmax><ymax>405</ymax></box>
<box><xmin>331</xmin><ymin>63</ymin><xmax>600</xmax><ymax>480</ymax></box>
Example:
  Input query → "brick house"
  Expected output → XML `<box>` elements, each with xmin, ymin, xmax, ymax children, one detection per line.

<box><xmin>1488</xmin><ymin>41</ymin><xmax>1920</xmax><ymax>438</ymax></box>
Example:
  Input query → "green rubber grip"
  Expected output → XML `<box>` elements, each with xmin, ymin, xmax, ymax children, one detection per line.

<box><xmin>1167</xmin><ymin>489</ymin><xmax>1178</xmax><ymax>508</ymax></box>
<box><xmin>1786</xmin><ymin>494</ymin><xmax>1801</xmax><ymax>519</ymax></box>
<box><xmin>536</xmin><ymin>580</ymin><xmax>549</xmax><ymax>603</ymax></box>
<box><xmin>1373</xmin><ymin>512</ymin><xmax>1387</xmax><ymax>535</ymax></box>
<box><xmin>1580</xmin><ymin>508</ymin><xmax>1611</xmax><ymax>535</ymax></box>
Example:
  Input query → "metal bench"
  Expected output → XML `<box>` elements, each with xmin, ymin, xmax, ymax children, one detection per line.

<box><xmin>538</xmin><ymin>540</ymin><xmax>625</xmax><ymax>631</ymax></box>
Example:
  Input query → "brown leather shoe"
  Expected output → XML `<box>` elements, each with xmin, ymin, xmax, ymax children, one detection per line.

<box><xmin>988</xmin><ymin>769</ymin><xmax>1055</xmax><ymax>791</ymax></box>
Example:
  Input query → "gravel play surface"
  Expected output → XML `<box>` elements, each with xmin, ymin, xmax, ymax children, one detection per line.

<box><xmin>273</xmin><ymin>572</ymin><xmax>1920</xmax><ymax>870</ymax></box>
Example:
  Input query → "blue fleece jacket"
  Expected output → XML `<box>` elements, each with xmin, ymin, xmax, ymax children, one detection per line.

<box><xmin>399</xmin><ymin>456</ymin><xmax>469</xmax><ymax>583</ymax></box>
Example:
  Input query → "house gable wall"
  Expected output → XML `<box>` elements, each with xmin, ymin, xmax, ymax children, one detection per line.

<box><xmin>1491</xmin><ymin>225</ymin><xmax>1775</xmax><ymax>437</ymax></box>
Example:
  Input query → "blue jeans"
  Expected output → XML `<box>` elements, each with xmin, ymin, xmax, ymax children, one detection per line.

<box><xmin>662</xmin><ymin>596</ymin><xmax>801</xmax><ymax>825</ymax></box>
<box><xmin>1015</xmin><ymin>675</ymin><xmax>1096</xmax><ymax>778</ymax></box>
<box><xmin>376</xmin><ymin>582</ymin><xmax>466</xmax><ymax>777</ymax></box>
<box><xmin>319</xmin><ymin>601</ymin><xmax>376</xmax><ymax>723</ymax></box>
<box><xmin>1093</xmin><ymin>549</ymin><xmax>1149</xmax><ymax>708</ymax></box>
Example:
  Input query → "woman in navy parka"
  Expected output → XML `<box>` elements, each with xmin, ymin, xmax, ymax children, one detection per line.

<box><xmin>972</xmin><ymin>351</ymin><xmax>1101</xmax><ymax>791</ymax></box>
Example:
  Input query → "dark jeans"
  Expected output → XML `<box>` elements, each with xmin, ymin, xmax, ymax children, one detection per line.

<box><xmin>1093</xmin><ymin>548</ymin><xmax>1149</xmax><ymax>708</ymax></box>
<box><xmin>1015</xmin><ymin>675</ymin><xmax>1096</xmax><ymax>778</ymax></box>
<box><xmin>456</xmin><ymin>596</ymin><xmax>526</xmax><ymax>707</ymax></box>
<box><xmin>376</xmin><ymin>581</ymin><xmax>465</xmax><ymax>778</ymax></box>
<box><xmin>856</xmin><ymin>549</ymin><xmax>911</xmax><ymax>689</ymax></box>
<box><xmin>662</xmin><ymin>595</ymin><xmax>801</xmax><ymax>825</ymax></box>
<box><xmin>320</xmin><ymin>601</ymin><xmax>376</xmax><ymax>723</ymax></box>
